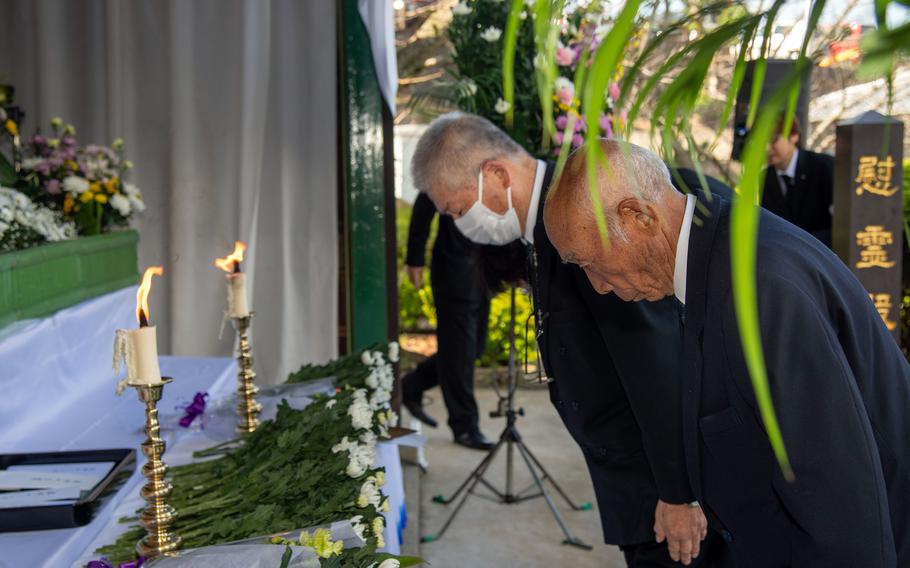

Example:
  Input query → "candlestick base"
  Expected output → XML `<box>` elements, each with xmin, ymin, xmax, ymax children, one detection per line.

<box><xmin>232</xmin><ymin>313</ymin><xmax>262</xmax><ymax>434</ymax></box>
<box><xmin>127</xmin><ymin>377</ymin><xmax>182</xmax><ymax>558</ymax></box>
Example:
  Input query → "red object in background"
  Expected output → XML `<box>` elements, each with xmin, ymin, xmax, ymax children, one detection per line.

<box><xmin>829</xmin><ymin>22</ymin><xmax>862</xmax><ymax>64</ymax></box>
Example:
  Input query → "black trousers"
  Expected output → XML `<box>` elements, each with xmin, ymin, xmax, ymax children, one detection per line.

<box><xmin>621</xmin><ymin>530</ymin><xmax>735</xmax><ymax>568</ymax></box>
<box><xmin>403</xmin><ymin>293</ymin><xmax>490</xmax><ymax>437</ymax></box>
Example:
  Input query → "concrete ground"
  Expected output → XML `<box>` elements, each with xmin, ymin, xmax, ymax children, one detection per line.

<box><xmin>405</xmin><ymin>384</ymin><xmax>626</xmax><ymax>568</ymax></box>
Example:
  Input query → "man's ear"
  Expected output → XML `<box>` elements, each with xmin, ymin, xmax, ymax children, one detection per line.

<box><xmin>617</xmin><ymin>197</ymin><xmax>658</xmax><ymax>233</ymax></box>
<box><xmin>484</xmin><ymin>160</ymin><xmax>512</xmax><ymax>190</ymax></box>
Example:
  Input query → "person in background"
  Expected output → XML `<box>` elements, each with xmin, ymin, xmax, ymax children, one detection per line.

<box><xmin>400</xmin><ymin>192</ymin><xmax>494</xmax><ymax>451</ymax></box>
<box><xmin>762</xmin><ymin>115</ymin><xmax>835</xmax><ymax>245</ymax></box>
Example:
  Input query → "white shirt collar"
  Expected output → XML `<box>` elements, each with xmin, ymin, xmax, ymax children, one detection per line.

<box><xmin>674</xmin><ymin>193</ymin><xmax>697</xmax><ymax>305</ymax></box>
<box><xmin>522</xmin><ymin>160</ymin><xmax>547</xmax><ymax>244</ymax></box>
<box><xmin>777</xmin><ymin>148</ymin><xmax>799</xmax><ymax>179</ymax></box>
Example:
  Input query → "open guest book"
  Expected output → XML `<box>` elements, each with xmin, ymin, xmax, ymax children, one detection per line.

<box><xmin>0</xmin><ymin>448</ymin><xmax>135</xmax><ymax>531</ymax></box>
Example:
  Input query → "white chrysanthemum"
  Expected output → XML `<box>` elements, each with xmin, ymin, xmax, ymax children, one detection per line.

<box><xmin>388</xmin><ymin>342</ymin><xmax>399</xmax><ymax>362</ymax></box>
<box><xmin>20</xmin><ymin>157</ymin><xmax>44</xmax><ymax>170</ymax></box>
<box><xmin>366</xmin><ymin>368</ymin><xmax>381</xmax><ymax>389</ymax></box>
<box><xmin>480</xmin><ymin>26</ymin><xmax>502</xmax><ymax>42</ymax></box>
<box><xmin>361</xmin><ymin>351</ymin><xmax>373</xmax><ymax>365</ymax></box>
<box><xmin>332</xmin><ymin>436</ymin><xmax>354</xmax><ymax>454</ymax></box>
<box><xmin>110</xmin><ymin>193</ymin><xmax>132</xmax><ymax>216</ymax></box>
<box><xmin>360</xmin><ymin>431</ymin><xmax>376</xmax><ymax>445</ymax></box>
<box><xmin>555</xmin><ymin>77</ymin><xmax>574</xmax><ymax>96</ymax></box>
<box><xmin>0</xmin><ymin>187</ymin><xmax>76</xmax><ymax>245</ymax></box>
<box><xmin>452</xmin><ymin>1</ymin><xmax>472</xmax><ymax>15</ymax></box>
<box><xmin>349</xmin><ymin>399</ymin><xmax>373</xmax><ymax>430</ymax></box>
<box><xmin>356</xmin><ymin>477</ymin><xmax>382</xmax><ymax>509</ymax></box>
<box><xmin>369</xmin><ymin>388</ymin><xmax>391</xmax><ymax>411</ymax></box>
<box><xmin>326</xmin><ymin>399</ymin><xmax>337</xmax><ymax>409</ymax></box>
<box><xmin>63</xmin><ymin>176</ymin><xmax>90</xmax><ymax>194</ymax></box>
<box><xmin>377</xmin><ymin>559</ymin><xmax>399</xmax><ymax>568</ymax></box>
<box><xmin>494</xmin><ymin>98</ymin><xmax>511</xmax><ymax>114</ymax></box>
<box><xmin>350</xmin><ymin>515</ymin><xmax>367</xmax><ymax>542</ymax></box>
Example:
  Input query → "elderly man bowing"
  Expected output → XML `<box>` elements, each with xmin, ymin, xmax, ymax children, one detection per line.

<box><xmin>544</xmin><ymin>140</ymin><xmax>910</xmax><ymax>568</ymax></box>
<box><xmin>411</xmin><ymin>112</ymin><xmax>733</xmax><ymax>567</ymax></box>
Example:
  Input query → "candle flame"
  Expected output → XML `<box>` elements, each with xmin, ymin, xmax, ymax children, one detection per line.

<box><xmin>137</xmin><ymin>266</ymin><xmax>164</xmax><ymax>325</ymax></box>
<box><xmin>214</xmin><ymin>241</ymin><xmax>247</xmax><ymax>273</ymax></box>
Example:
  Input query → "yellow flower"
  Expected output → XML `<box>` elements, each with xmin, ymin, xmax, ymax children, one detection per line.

<box><xmin>51</xmin><ymin>117</ymin><xmax>63</xmax><ymax>128</ymax></box>
<box><xmin>300</xmin><ymin>528</ymin><xmax>343</xmax><ymax>559</ymax></box>
<box><xmin>89</xmin><ymin>182</ymin><xmax>101</xmax><ymax>194</ymax></box>
<box><xmin>64</xmin><ymin>124</ymin><xmax>76</xmax><ymax>135</ymax></box>
<box><xmin>63</xmin><ymin>195</ymin><xmax>75</xmax><ymax>214</ymax></box>
<box><xmin>47</xmin><ymin>138</ymin><xmax>60</xmax><ymax>149</ymax></box>
<box><xmin>95</xmin><ymin>194</ymin><xmax>108</xmax><ymax>204</ymax></box>
<box><xmin>65</xmin><ymin>160</ymin><xmax>79</xmax><ymax>171</ymax></box>
<box><xmin>4</xmin><ymin>119</ymin><xmax>17</xmax><ymax>136</ymax></box>
<box><xmin>74</xmin><ymin>204</ymin><xmax>81</xmax><ymax>212</ymax></box>
<box><xmin>80</xmin><ymin>191</ymin><xmax>95</xmax><ymax>203</ymax></box>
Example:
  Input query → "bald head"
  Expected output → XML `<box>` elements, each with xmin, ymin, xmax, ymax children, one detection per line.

<box><xmin>543</xmin><ymin>140</ymin><xmax>687</xmax><ymax>302</ymax></box>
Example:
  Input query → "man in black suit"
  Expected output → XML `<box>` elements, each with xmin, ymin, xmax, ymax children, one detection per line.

<box><xmin>546</xmin><ymin>139</ymin><xmax>910</xmax><ymax>568</ymax></box>
<box><xmin>401</xmin><ymin>191</ymin><xmax>495</xmax><ymax>451</ymax></box>
<box><xmin>412</xmin><ymin>112</ymin><xmax>731</xmax><ymax>567</ymax></box>
<box><xmin>762</xmin><ymin>115</ymin><xmax>835</xmax><ymax>245</ymax></box>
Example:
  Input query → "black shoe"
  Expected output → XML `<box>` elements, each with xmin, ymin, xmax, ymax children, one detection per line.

<box><xmin>403</xmin><ymin>397</ymin><xmax>438</xmax><ymax>428</ymax></box>
<box><xmin>454</xmin><ymin>431</ymin><xmax>494</xmax><ymax>451</ymax></box>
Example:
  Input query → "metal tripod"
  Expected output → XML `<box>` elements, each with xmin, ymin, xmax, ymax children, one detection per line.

<box><xmin>421</xmin><ymin>288</ymin><xmax>593</xmax><ymax>549</ymax></box>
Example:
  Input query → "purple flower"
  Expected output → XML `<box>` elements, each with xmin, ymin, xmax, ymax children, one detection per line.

<box><xmin>571</xmin><ymin>134</ymin><xmax>584</xmax><ymax>148</ymax></box>
<box><xmin>31</xmin><ymin>134</ymin><xmax>46</xmax><ymax>146</ymax></box>
<box><xmin>599</xmin><ymin>113</ymin><xmax>612</xmax><ymax>132</ymax></box>
<box><xmin>555</xmin><ymin>131</ymin><xmax>565</xmax><ymax>145</ymax></box>
<box><xmin>36</xmin><ymin>161</ymin><xmax>51</xmax><ymax>176</ymax></box>
<box><xmin>575</xmin><ymin>117</ymin><xmax>585</xmax><ymax>132</ymax></box>
<box><xmin>555</xmin><ymin>114</ymin><xmax>568</xmax><ymax>130</ymax></box>
<box><xmin>62</xmin><ymin>135</ymin><xmax>77</xmax><ymax>147</ymax></box>
<box><xmin>46</xmin><ymin>179</ymin><xmax>61</xmax><ymax>194</ymax></box>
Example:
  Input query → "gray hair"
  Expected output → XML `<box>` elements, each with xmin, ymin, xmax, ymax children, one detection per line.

<box><xmin>411</xmin><ymin>112</ymin><xmax>527</xmax><ymax>193</ymax></box>
<box><xmin>548</xmin><ymin>140</ymin><xmax>675</xmax><ymax>243</ymax></box>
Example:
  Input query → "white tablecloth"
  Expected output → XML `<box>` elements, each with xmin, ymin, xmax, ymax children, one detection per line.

<box><xmin>0</xmin><ymin>288</ymin><xmax>404</xmax><ymax>564</ymax></box>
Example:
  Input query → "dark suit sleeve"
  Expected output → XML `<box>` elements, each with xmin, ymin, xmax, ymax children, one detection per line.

<box><xmin>723</xmin><ymin>278</ymin><xmax>895</xmax><ymax>566</ymax></box>
<box><xmin>583</xmin><ymin>286</ymin><xmax>694</xmax><ymax>504</ymax></box>
<box><xmin>405</xmin><ymin>193</ymin><xmax>437</xmax><ymax>267</ymax></box>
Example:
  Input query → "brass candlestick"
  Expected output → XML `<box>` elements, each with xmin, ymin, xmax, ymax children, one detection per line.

<box><xmin>128</xmin><ymin>377</ymin><xmax>181</xmax><ymax>558</ymax></box>
<box><xmin>233</xmin><ymin>312</ymin><xmax>261</xmax><ymax>433</ymax></box>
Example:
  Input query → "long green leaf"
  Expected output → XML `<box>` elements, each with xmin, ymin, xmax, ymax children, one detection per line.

<box><xmin>731</xmin><ymin>62</ymin><xmax>814</xmax><ymax>483</ymax></box>
<box><xmin>709</xmin><ymin>20</ymin><xmax>758</xmax><ymax>151</ymax></box>
<box><xmin>582</xmin><ymin>0</ymin><xmax>642</xmax><ymax>248</ymax></box>
<box><xmin>502</xmin><ymin>0</ymin><xmax>525</xmax><ymax>129</ymax></box>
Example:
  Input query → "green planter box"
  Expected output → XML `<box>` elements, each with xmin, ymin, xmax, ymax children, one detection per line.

<box><xmin>0</xmin><ymin>231</ymin><xmax>139</xmax><ymax>329</ymax></box>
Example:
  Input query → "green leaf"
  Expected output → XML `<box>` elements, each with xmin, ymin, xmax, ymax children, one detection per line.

<box><xmin>279</xmin><ymin>544</ymin><xmax>293</xmax><ymax>568</ymax></box>
<box><xmin>0</xmin><ymin>150</ymin><xmax>16</xmax><ymax>186</ymax></box>
<box><xmin>501</xmin><ymin>0</ymin><xmax>525</xmax><ymax>129</ymax></box>
<box><xmin>730</xmin><ymin>61</ymin><xmax>813</xmax><ymax>483</ymax></box>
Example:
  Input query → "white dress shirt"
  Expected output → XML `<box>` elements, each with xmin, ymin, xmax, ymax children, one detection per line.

<box><xmin>521</xmin><ymin>160</ymin><xmax>548</xmax><ymax>245</ymax></box>
<box><xmin>674</xmin><ymin>193</ymin><xmax>697</xmax><ymax>305</ymax></box>
<box><xmin>776</xmin><ymin>148</ymin><xmax>799</xmax><ymax>197</ymax></box>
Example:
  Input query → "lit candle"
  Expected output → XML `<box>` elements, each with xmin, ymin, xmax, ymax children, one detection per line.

<box><xmin>214</xmin><ymin>241</ymin><xmax>250</xmax><ymax>318</ymax></box>
<box><xmin>113</xmin><ymin>267</ymin><xmax>164</xmax><ymax>394</ymax></box>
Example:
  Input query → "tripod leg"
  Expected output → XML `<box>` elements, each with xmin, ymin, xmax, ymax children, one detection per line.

<box><xmin>432</xmin><ymin>438</ymin><xmax>504</xmax><ymax>505</ymax></box>
<box><xmin>423</xmin><ymin>441</ymin><xmax>504</xmax><ymax>543</ymax></box>
<box><xmin>522</xmin><ymin>443</ymin><xmax>593</xmax><ymax>511</ymax></box>
<box><xmin>515</xmin><ymin>440</ymin><xmax>593</xmax><ymax>550</ymax></box>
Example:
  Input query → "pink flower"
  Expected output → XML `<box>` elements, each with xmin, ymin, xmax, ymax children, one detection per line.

<box><xmin>557</xmin><ymin>88</ymin><xmax>574</xmax><ymax>107</ymax></box>
<box><xmin>575</xmin><ymin>117</ymin><xmax>585</xmax><ymax>132</ymax></box>
<box><xmin>572</xmin><ymin>134</ymin><xmax>584</xmax><ymax>148</ymax></box>
<box><xmin>609</xmin><ymin>83</ymin><xmax>620</xmax><ymax>102</ymax></box>
<box><xmin>555</xmin><ymin>46</ymin><xmax>576</xmax><ymax>67</ymax></box>
<box><xmin>599</xmin><ymin>113</ymin><xmax>612</xmax><ymax>131</ymax></box>
<box><xmin>555</xmin><ymin>131</ymin><xmax>565</xmax><ymax>145</ymax></box>
<box><xmin>555</xmin><ymin>115</ymin><xmax>568</xmax><ymax>130</ymax></box>
<box><xmin>46</xmin><ymin>179</ymin><xmax>61</xmax><ymax>194</ymax></box>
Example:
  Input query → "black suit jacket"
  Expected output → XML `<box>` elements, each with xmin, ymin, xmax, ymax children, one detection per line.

<box><xmin>761</xmin><ymin>149</ymin><xmax>834</xmax><ymax>244</ymax></box>
<box><xmin>406</xmin><ymin>193</ymin><xmax>486</xmax><ymax>303</ymax></box>
<box><xmin>530</xmin><ymin>163</ymin><xmax>726</xmax><ymax>545</ymax></box>
<box><xmin>682</xmin><ymin>195</ymin><xmax>910</xmax><ymax>567</ymax></box>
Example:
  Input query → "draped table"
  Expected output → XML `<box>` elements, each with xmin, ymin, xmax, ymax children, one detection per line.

<box><xmin>0</xmin><ymin>288</ymin><xmax>404</xmax><ymax>566</ymax></box>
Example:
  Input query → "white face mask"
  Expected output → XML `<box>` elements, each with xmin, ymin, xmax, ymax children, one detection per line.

<box><xmin>454</xmin><ymin>170</ymin><xmax>522</xmax><ymax>245</ymax></box>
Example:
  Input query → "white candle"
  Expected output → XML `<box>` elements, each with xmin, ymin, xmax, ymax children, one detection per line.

<box><xmin>226</xmin><ymin>272</ymin><xmax>250</xmax><ymax>318</ymax></box>
<box><xmin>113</xmin><ymin>266</ymin><xmax>165</xmax><ymax>394</ymax></box>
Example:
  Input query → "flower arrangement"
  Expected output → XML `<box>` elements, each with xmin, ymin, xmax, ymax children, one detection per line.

<box><xmin>443</xmin><ymin>0</ymin><xmax>625</xmax><ymax>156</ymax></box>
<box><xmin>96</xmin><ymin>343</ymin><xmax>419</xmax><ymax>568</ymax></box>
<box><xmin>17</xmin><ymin>118</ymin><xmax>144</xmax><ymax>236</ymax></box>
<box><xmin>0</xmin><ymin>186</ymin><xmax>76</xmax><ymax>252</ymax></box>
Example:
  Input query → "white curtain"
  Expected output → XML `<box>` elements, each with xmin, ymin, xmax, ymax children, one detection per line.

<box><xmin>0</xmin><ymin>0</ymin><xmax>339</xmax><ymax>383</ymax></box>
